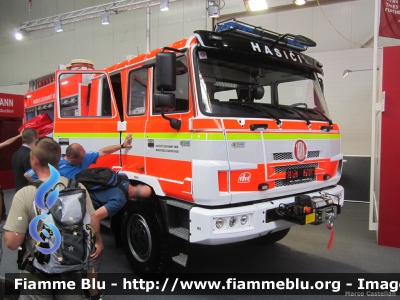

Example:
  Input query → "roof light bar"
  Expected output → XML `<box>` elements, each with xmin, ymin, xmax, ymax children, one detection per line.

<box><xmin>215</xmin><ymin>19</ymin><xmax>314</xmax><ymax>51</ymax></box>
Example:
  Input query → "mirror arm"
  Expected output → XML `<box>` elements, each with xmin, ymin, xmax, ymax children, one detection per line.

<box><xmin>160</xmin><ymin>107</ymin><xmax>181</xmax><ymax>131</ymax></box>
<box><xmin>161</xmin><ymin>47</ymin><xmax>188</xmax><ymax>54</ymax></box>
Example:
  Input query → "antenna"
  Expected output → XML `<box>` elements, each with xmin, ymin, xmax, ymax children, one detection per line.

<box><xmin>137</xmin><ymin>47</ymin><xmax>139</xmax><ymax>56</ymax></box>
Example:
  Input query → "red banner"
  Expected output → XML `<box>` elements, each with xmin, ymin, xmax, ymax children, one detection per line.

<box><xmin>379</xmin><ymin>0</ymin><xmax>400</xmax><ymax>39</ymax></box>
<box><xmin>0</xmin><ymin>93</ymin><xmax>24</xmax><ymax>118</ymax></box>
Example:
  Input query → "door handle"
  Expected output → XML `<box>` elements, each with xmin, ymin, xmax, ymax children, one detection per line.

<box><xmin>59</xmin><ymin>138</ymin><xmax>70</xmax><ymax>146</ymax></box>
<box><xmin>250</xmin><ymin>124</ymin><xmax>268</xmax><ymax>131</ymax></box>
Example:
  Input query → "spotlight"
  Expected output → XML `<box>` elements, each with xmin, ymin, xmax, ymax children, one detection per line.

<box><xmin>342</xmin><ymin>69</ymin><xmax>351</xmax><ymax>78</ymax></box>
<box><xmin>54</xmin><ymin>19</ymin><xmax>63</xmax><ymax>32</ymax></box>
<box><xmin>342</xmin><ymin>68</ymin><xmax>375</xmax><ymax>78</ymax></box>
<box><xmin>294</xmin><ymin>0</ymin><xmax>307</xmax><ymax>5</ymax></box>
<box><xmin>243</xmin><ymin>0</ymin><xmax>268</xmax><ymax>11</ymax></box>
<box><xmin>15</xmin><ymin>29</ymin><xmax>22</xmax><ymax>40</ymax></box>
<box><xmin>208</xmin><ymin>1</ymin><xmax>220</xmax><ymax>18</ymax></box>
<box><xmin>101</xmin><ymin>11</ymin><xmax>110</xmax><ymax>25</ymax></box>
<box><xmin>160</xmin><ymin>0</ymin><xmax>169</xmax><ymax>11</ymax></box>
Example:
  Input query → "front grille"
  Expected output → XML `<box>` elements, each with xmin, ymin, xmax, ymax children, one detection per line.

<box><xmin>307</xmin><ymin>150</ymin><xmax>320</xmax><ymax>158</ymax></box>
<box><xmin>274</xmin><ymin>163</ymin><xmax>318</xmax><ymax>174</ymax></box>
<box><xmin>273</xmin><ymin>152</ymin><xmax>293</xmax><ymax>161</ymax></box>
<box><xmin>275</xmin><ymin>176</ymin><xmax>317</xmax><ymax>187</ymax></box>
<box><xmin>273</xmin><ymin>151</ymin><xmax>320</xmax><ymax>161</ymax></box>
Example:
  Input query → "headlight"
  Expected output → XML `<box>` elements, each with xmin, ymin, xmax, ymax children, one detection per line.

<box><xmin>240</xmin><ymin>215</ymin><xmax>248</xmax><ymax>225</ymax></box>
<box><xmin>215</xmin><ymin>218</ymin><xmax>224</xmax><ymax>229</ymax></box>
<box><xmin>229</xmin><ymin>216</ymin><xmax>237</xmax><ymax>227</ymax></box>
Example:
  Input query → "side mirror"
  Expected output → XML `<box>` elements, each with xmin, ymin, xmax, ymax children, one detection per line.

<box><xmin>154</xmin><ymin>94</ymin><xmax>181</xmax><ymax>130</ymax></box>
<box><xmin>154</xmin><ymin>52</ymin><xmax>181</xmax><ymax>131</ymax></box>
<box><xmin>154</xmin><ymin>93</ymin><xmax>176</xmax><ymax>110</ymax></box>
<box><xmin>252</xmin><ymin>86</ymin><xmax>265</xmax><ymax>100</ymax></box>
<box><xmin>156</xmin><ymin>52</ymin><xmax>176</xmax><ymax>92</ymax></box>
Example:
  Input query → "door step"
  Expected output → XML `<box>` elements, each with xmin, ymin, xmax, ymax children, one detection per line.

<box><xmin>169</xmin><ymin>227</ymin><xmax>189</xmax><ymax>240</ymax></box>
<box><xmin>166</xmin><ymin>199</ymin><xmax>194</xmax><ymax>210</ymax></box>
<box><xmin>172</xmin><ymin>253</ymin><xmax>188</xmax><ymax>267</ymax></box>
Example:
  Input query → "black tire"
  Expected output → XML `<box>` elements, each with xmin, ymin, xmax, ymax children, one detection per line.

<box><xmin>251</xmin><ymin>228</ymin><xmax>290</xmax><ymax>245</ymax></box>
<box><xmin>121</xmin><ymin>200</ymin><xmax>174</xmax><ymax>275</ymax></box>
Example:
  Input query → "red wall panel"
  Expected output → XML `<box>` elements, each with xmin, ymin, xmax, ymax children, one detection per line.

<box><xmin>378</xmin><ymin>46</ymin><xmax>400</xmax><ymax>248</ymax></box>
<box><xmin>0</xmin><ymin>117</ymin><xmax>23</xmax><ymax>190</ymax></box>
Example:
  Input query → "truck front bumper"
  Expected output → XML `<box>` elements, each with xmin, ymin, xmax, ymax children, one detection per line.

<box><xmin>189</xmin><ymin>185</ymin><xmax>344</xmax><ymax>245</ymax></box>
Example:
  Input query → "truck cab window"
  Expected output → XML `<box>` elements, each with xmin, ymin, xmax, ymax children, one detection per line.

<box><xmin>153</xmin><ymin>55</ymin><xmax>189</xmax><ymax>114</ymax></box>
<box><xmin>277</xmin><ymin>79</ymin><xmax>315</xmax><ymax>108</ymax></box>
<box><xmin>58</xmin><ymin>73</ymin><xmax>114</xmax><ymax>118</ymax></box>
<box><xmin>110</xmin><ymin>73</ymin><xmax>123</xmax><ymax>120</ymax></box>
<box><xmin>100</xmin><ymin>77</ymin><xmax>112</xmax><ymax>117</ymax></box>
<box><xmin>128</xmin><ymin>68</ymin><xmax>148</xmax><ymax>116</ymax></box>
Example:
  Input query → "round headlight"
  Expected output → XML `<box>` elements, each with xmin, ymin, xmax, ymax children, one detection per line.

<box><xmin>240</xmin><ymin>215</ymin><xmax>248</xmax><ymax>225</ymax></box>
<box><xmin>229</xmin><ymin>216</ymin><xmax>237</xmax><ymax>227</ymax></box>
<box><xmin>215</xmin><ymin>218</ymin><xmax>224</xmax><ymax>229</ymax></box>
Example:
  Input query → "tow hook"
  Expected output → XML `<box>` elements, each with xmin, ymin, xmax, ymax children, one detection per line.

<box><xmin>326</xmin><ymin>212</ymin><xmax>334</xmax><ymax>230</ymax></box>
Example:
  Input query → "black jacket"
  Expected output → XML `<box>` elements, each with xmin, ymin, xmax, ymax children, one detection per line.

<box><xmin>11</xmin><ymin>145</ymin><xmax>32</xmax><ymax>191</ymax></box>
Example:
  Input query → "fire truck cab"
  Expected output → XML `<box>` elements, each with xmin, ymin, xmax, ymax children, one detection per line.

<box><xmin>25</xmin><ymin>19</ymin><xmax>344</xmax><ymax>274</ymax></box>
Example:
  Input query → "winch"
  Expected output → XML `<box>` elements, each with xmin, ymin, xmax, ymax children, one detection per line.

<box><xmin>267</xmin><ymin>193</ymin><xmax>341</xmax><ymax>227</ymax></box>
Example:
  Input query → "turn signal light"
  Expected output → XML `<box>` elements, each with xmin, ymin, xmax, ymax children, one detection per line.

<box><xmin>258</xmin><ymin>183</ymin><xmax>269</xmax><ymax>191</ymax></box>
<box><xmin>304</xmin><ymin>206</ymin><xmax>312</xmax><ymax>214</ymax></box>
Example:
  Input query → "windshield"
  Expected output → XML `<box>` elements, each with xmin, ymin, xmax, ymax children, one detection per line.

<box><xmin>195</xmin><ymin>49</ymin><xmax>331</xmax><ymax>122</ymax></box>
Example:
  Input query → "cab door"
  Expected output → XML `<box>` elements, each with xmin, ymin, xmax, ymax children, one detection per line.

<box><xmin>121</xmin><ymin>67</ymin><xmax>149</xmax><ymax>176</ymax></box>
<box><xmin>54</xmin><ymin>70</ymin><xmax>123</xmax><ymax>168</ymax></box>
<box><xmin>145</xmin><ymin>54</ymin><xmax>194</xmax><ymax>201</ymax></box>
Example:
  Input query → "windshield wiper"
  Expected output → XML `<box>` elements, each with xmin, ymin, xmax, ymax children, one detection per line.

<box><xmin>276</xmin><ymin>106</ymin><xmax>311</xmax><ymax>128</ymax></box>
<box><xmin>307</xmin><ymin>108</ymin><xmax>333</xmax><ymax>126</ymax></box>
<box><xmin>231</xmin><ymin>102</ymin><xmax>282</xmax><ymax>128</ymax></box>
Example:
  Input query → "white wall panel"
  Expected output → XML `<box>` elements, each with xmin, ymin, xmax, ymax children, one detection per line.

<box><xmin>311</xmin><ymin>48</ymin><xmax>376</xmax><ymax>156</ymax></box>
<box><xmin>56</xmin><ymin>30</ymin><xmax>76</xmax><ymax>63</ymax></box>
<box><xmin>0</xmin><ymin>44</ymin><xmax>13</xmax><ymax>84</ymax></box>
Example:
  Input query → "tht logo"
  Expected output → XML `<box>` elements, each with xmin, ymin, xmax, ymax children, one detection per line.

<box><xmin>294</xmin><ymin>140</ymin><xmax>307</xmax><ymax>162</ymax></box>
<box><xmin>29</xmin><ymin>164</ymin><xmax>62</xmax><ymax>255</ymax></box>
<box><xmin>238</xmin><ymin>172</ymin><xmax>251</xmax><ymax>183</ymax></box>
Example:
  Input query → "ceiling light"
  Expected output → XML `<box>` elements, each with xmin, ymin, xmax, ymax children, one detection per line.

<box><xmin>160</xmin><ymin>0</ymin><xmax>169</xmax><ymax>11</ymax></box>
<box><xmin>294</xmin><ymin>0</ymin><xmax>307</xmax><ymax>5</ymax></box>
<box><xmin>101</xmin><ymin>11</ymin><xmax>110</xmax><ymax>25</ymax></box>
<box><xmin>54</xmin><ymin>19</ymin><xmax>63</xmax><ymax>32</ymax></box>
<box><xmin>244</xmin><ymin>0</ymin><xmax>268</xmax><ymax>11</ymax></box>
<box><xmin>208</xmin><ymin>1</ymin><xmax>220</xmax><ymax>18</ymax></box>
<box><xmin>14</xmin><ymin>29</ymin><xmax>23</xmax><ymax>40</ymax></box>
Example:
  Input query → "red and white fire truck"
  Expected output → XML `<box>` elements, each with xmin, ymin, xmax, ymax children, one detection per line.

<box><xmin>24</xmin><ymin>19</ymin><xmax>344</xmax><ymax>274</ymax></box>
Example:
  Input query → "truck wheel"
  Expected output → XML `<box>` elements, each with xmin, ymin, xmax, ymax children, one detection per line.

<box><xmin>121</xmin><ymin>201</ymin><xmax>174</xmax><ymax>274</ymax></box>
<box><xmin>251</xmin><ymin>228</ymin><xmax>290</xmax><ymax>245</ymax></box>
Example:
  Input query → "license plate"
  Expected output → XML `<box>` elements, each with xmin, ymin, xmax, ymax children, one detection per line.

<box><xmin>286</xmin><ymin>167</ymin><xmax>315</xmax><ymax>183</ymax></box>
